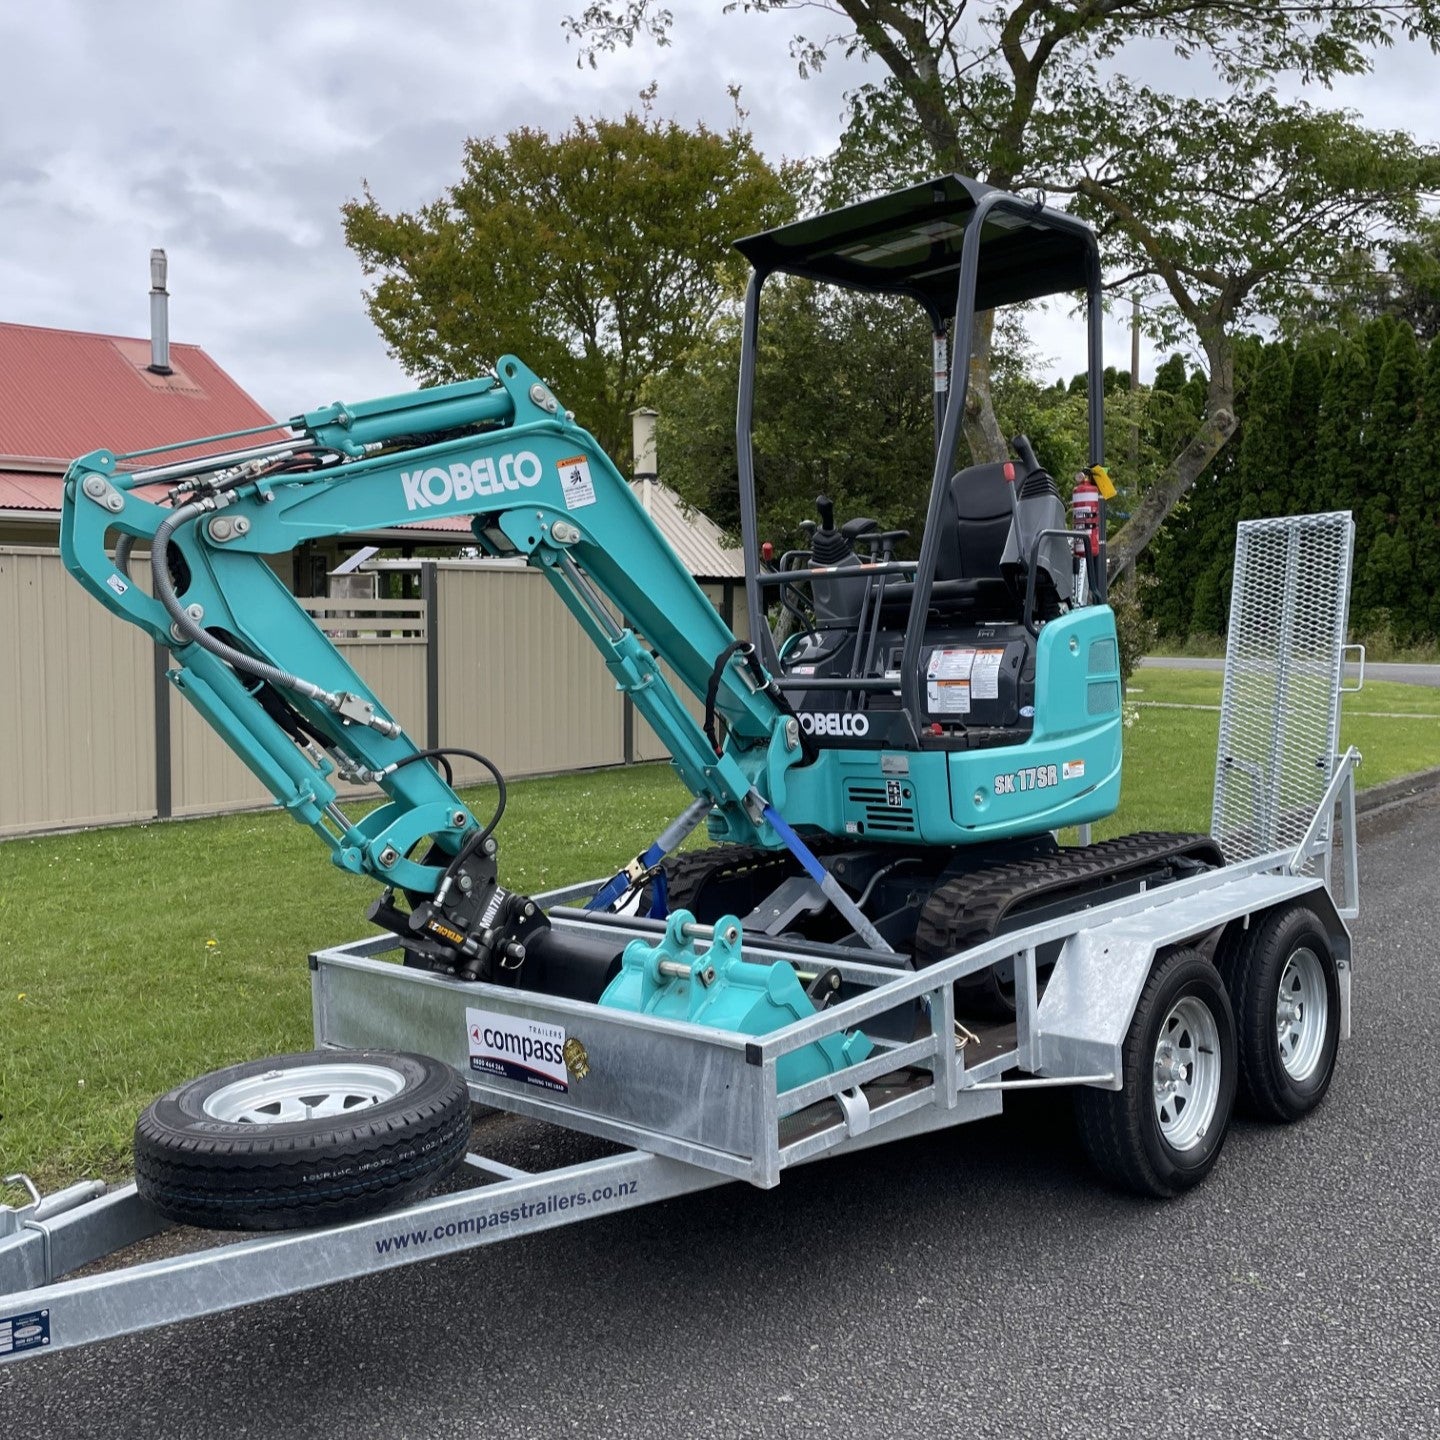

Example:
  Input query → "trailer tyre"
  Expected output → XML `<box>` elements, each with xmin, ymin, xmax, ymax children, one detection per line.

<box><xmin>1075</xmin><ymin>949</ymin><xmax>1236</xmax><ymax>1198</ymax></box>
<box><xmin>134</xmin><ymin>1049</ymin><xmax>470</xmax><ymax>1231</ymax></box>
<box><xmin>1218</xmin><ymin>905</ymin><xmax>1341</xmax><ymax>1122</ymax></box>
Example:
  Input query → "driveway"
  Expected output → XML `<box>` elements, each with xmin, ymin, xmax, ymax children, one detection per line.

<box><xmin>5</xmin><ymin>793</ymin><xmax>1438</xmax><ymax>1438</ymax></box>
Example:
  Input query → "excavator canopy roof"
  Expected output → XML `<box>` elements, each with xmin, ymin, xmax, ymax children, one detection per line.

<box><xmin>732</xmin><ymin>173</ymin><xmax>1096</xmax><ymax>319</ymax></box>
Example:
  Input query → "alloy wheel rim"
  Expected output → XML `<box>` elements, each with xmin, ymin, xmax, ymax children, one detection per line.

<box><xmin>1276</xmin><ymin>947</ymin><xmax>1329</xmax><ymax>1082</ymax></box>
<box><xmin>201</xmin><ymin>1062</ymin><xmax>407</xmax><ymax>1124</ymax></box>
<box><xmin>1152</xmin><ymin>995</ymin><xmax>1222</xmax><ymax>1151</ymax></box>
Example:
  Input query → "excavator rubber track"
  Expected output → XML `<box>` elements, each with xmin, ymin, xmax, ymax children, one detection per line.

<box><xmin>650</xmin><ymin>840</ymin><xmax>836</xmax><ymax>918</ymax></box>
<box><xmin>914</xmin><ymin>830</ymin><xmax>1225</xmax><ymax>1010</ymax></box>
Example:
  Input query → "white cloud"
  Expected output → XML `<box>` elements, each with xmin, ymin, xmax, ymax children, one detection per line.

<box><xmin>0</xmin><ymin>1</ymin><xmax>1433</xmax><ymax>420</ymax></box>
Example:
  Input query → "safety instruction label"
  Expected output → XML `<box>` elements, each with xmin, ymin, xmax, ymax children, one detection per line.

<box><xmin>557</xmin><ymin>455</ymin><xmax>597</xmax><ymax>510</ymax></box>
<box><xmin>466</xmin><ymin>1007</ymin><xmax>569</xmax><ymax>1093</ymax></box>
<box><xmin>970</xmin><ymin>648</ymin><xmax>1005</xmax><ymax>700</ymax></box>
<box><xmin>926</xmin><ymin>647</ymin><xmax>973</xmax><ymax>714</ymax></box>
<box><xmin>0</xmin><ymin>1309</ymin><xmax>50</xmax><ymax>1357</ymax></box>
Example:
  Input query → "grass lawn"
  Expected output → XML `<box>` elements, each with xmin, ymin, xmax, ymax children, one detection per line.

<box><xmin>2</xmin><ymin>671</ymin><xmax>1436</xmax><ymax>1194</ymax></box>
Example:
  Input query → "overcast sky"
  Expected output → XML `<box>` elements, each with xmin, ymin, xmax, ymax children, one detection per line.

<box><xmin>1</xmin><ymin>2</ymin><xmax>1435</xmax><ymax>423</ymax></box>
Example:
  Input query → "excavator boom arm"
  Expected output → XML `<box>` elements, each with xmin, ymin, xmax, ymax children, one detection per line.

<box><xmin>60</xmin><ymin>357</ymin><xmax>801</xmax><ymax>903</ymax></box>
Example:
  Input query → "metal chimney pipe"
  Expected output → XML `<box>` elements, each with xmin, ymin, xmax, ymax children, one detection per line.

<box><xmin>630</xmin><ymin>406</ymin><xmax>658</xmax><ymax>480</ymax></box>
<box><xmin>148</xmin><ymin>248</ymin><xmax>172</xmax><ymax>375</ymax></box>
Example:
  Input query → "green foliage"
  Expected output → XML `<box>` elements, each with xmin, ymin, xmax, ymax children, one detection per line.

<box><xmin>1296</xmin><ymin>217</ymin><xmax>1440</xmax><ymax>345</ymax></box>
<box><xmin>342</xmin><ymin>112</ymin><xmax>798</xmax><ymax>465</ymax></box>
<box><xmin>657</xmin><ymin>280</ymin><xmax>936</xmax><ymax>549</ymax></box>
<box><xmin>1111</xmin><ymin>576</ymin><xmax>1157</xmax><ymax>684</ymax></box>
<box><xmin>1388</xmin><ymin>218</ymin><xmax>1440</xmax><ymax>343</ymax></box>
<box><xmin>1314</xmin><ymin>337</ymin><xmax>1372</xmax><ymax>519</ymax></box>
<box><xmin>1287</xmin><ymin>335</ymin><xmax>1329</xmax><ymax>499</ymax></box>
<box><xmin>1394</xmin><ymin>336</ymin><xmax>1440</xmax><ymax>641</ymax></box>
<box><xmin>1356</xmin><ymin>323</ymin><xmax>1422</xmax><ymax>624</ymax></box>
<box><xmin>1236</xmin><ymin>345</ymin><xmax>1292</xmax><ymax>523</ymax></box>
<box><xmin>1141</xmin><ymin>319</ymin><xmax>1440</xmax><ymax>646</ymax></box>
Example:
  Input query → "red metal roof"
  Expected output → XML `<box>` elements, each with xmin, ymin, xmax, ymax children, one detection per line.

<box><xmin>0</xmin><ymin>321</ymin><xmax>288</xmax><ymax>473</ymax></box>
<box><xmin>0</xmin><ymin>322</ymin><xmax>462</xmax><ymax>536</ymax></box>
<box><xmin>0</xmin><ymin>467</ymin><xmax>65</xmax><ymax>511</ymax></box>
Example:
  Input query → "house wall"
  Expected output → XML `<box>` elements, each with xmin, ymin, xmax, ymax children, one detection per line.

<box><xmin>0</xmin><ymin>550</ymin><xmax>746</xmax><ymax>839</ymax></box>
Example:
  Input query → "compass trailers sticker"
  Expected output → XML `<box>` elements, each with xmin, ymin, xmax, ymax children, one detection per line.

<box><xmin>466</xmin><ymin>1007</ymin><xmax>569</xmax><ymax>1093</ymax></box>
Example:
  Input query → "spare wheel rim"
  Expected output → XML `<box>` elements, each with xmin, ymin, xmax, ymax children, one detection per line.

<box><xmin>201</xmin><ymin>1061</ymin><xmax>409</xmax><ymax>1124</ymax></box>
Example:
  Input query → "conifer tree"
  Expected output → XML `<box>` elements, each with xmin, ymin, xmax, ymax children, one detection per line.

<box><xmin>1313</xmin><ymin>339</ymin><xmax>1372</xmax><ymax>518</ymax></box>
<box><xmin>1236</xmin><ymin>344</ymin><xmax>1293</xmax><ymax>522</ymax></box>
<box><xmin>1357</xmin><ymin>324</ymin><xmax>1422</xmax><ymax>623</ymax></box>
<box><xmin>1395</xmin><ymin>336</ymin><xmax>1440</xmax><ymax>640</ymax></box>
<box><xmin>1287</xmin><ymin>337</ymin><xmax>1329</xmax><ymax>509</ymax></box>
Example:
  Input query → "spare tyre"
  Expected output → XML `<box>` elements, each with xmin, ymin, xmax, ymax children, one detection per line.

<box><xmin>134</xmin><ymin>1049</ymin><xmax>470</xmax><ymax>1231</ymax></box>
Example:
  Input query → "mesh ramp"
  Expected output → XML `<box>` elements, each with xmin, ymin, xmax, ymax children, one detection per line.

<box><xmin>1210</xmin><ymin>511</ymin><xmax>1356</xmax><ymax>863</ymax></box>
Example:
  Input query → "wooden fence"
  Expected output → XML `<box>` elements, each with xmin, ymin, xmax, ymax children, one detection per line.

<box><xmin>0</xmin><ymin>549</ymin><xmax>742</xmax><ymax>838</ymax></box>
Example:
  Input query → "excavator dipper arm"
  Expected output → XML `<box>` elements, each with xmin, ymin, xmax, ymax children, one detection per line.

<box><xmin>60</xmin><ymin>359</ymin><xmax>804</xmax><ymax>934</ymax></box>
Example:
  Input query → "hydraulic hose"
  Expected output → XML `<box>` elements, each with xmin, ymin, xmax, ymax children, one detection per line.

<box><xmin>384</xmin><ymin>747</ymin><xmax>507</xmax><ymax>851</ymax></box>
<box><xmin>150</xmin><ymin>498</ymin><xmax>398</xmax><ymax>736</ymax></box>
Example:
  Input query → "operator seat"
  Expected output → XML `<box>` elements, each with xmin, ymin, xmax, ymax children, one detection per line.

<box><xmin>881</xmin><ymin>462</ymin><xmax>1021</xmax><ymax>623</ymax></box>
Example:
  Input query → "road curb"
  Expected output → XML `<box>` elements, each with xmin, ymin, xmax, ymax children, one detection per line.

<box><xmin>1357</xmin><ymin>766</ymin><xmax>1440</xmax><ymax>817</ymax></box>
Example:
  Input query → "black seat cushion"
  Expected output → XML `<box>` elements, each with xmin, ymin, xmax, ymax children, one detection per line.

<box><xmin>881</xmin><ymin>463</ymin><xmax>1021</xmax><ymax>623</ymax></box>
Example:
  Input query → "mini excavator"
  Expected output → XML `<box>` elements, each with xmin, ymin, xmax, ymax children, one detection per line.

<box><xmin>62</xmin><ymin>175</ymin><xmax>1219</xmax><ymax>1040</ymax></box>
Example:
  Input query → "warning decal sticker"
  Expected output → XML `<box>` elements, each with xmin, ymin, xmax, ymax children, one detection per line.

<box><xmin>970</xmin><ymin>648</ymin><xmax>1005</xmax><ymax>700</ymax></box>
<box><xmin>557</xmin><ymin>455</ymin><xmax>597</xmax><ymax>510</ymax></box>
<box><xmin>926</xmin><ymin>647</ymin><xmax>974</xmax><ymax>715</ymax></box>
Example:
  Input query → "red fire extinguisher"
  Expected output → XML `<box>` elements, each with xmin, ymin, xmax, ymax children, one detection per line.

<box><xmin>1072</xmin><ymin>471</ymin><xmax>1101</xmax><ymax>558</ymax></box>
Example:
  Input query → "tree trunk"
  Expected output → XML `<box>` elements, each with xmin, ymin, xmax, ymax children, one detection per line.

<box><xmin>960</xmin><ymin>311</ymin><xmax>1009</xmax><ymax>465</ymax></box>
<box><xmin>1107</xmin><ymin>402</ymin><xmax>1236</xmax><ymax>581</ymax></box>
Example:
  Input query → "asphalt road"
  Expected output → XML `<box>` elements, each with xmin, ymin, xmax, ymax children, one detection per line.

<box><xmin>5</xmin><ymin>794</ymin><xmax>1440</xmax><ymax>1439</ymax></box>
<box><xmin>1140</xmin><ymin>655</ymin><xmax>1440</xmax><ymax>688</ymax></box>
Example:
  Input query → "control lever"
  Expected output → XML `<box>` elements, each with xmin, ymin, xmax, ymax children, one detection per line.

<box><xmin>1011</xmin><ymin>434</ymin><xmax>1042</xmax><ymax>476</ymax></box>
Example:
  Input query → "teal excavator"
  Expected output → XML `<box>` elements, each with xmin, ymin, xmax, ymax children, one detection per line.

<box><xmin>61</xmin><ymin>175</ymin><xmax>1219</xmax><ymax>1030</ymax></box>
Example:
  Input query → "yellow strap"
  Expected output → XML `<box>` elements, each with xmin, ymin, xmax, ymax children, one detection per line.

<box><xmin>1090</xmin><ymin>465</ymin><xmax>1118</xmax><ymax>500</ymax></box>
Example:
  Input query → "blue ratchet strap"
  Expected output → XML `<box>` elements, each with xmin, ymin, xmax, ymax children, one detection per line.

<box><xmin>586</xmin><ymin>838</ymin><xmax>667</xmax><ymax>913</ymax></box>
<box><xmin>586</xmin><ymin>795</ymin><xmax>712</xmax><ymax>917</ymax></box>
<box><xmin>762</xmin><ymin>803</ymin><xmax>894</xmax><ymax>953</ymax></box>
<box><xmin>761</xmin><ymin>804</ymin><xmax>828</xmax><ymax>885</ymax></box>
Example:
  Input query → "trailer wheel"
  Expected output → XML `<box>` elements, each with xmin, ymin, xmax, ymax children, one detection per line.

<box><xmin>1075</xmin><ymin>948</ymin><xmax>1236</xmax><ymax>1198</ymax></box>
<box><xmin>134</xmin><ymin>1049</ymin><xmax>470</xmax><ymax>1231</ymax></box>
<box><xmin>1219</xmin><ymin>905</ymin><xmax>1340</xmax><ymax>1122</ymax></box>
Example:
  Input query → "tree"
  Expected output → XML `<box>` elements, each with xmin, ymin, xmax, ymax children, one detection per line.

<box><xmin>567</xmin><ymin>3</ymin><xmax>1440</xmax><ymax>556</ymax></box>
<box><xmin>1357</xmin><ymin>322</ymin><xmax>1422</xmax><ymax>623</ymax></box>
<box><xmin>1236</xmin><ymin>344</ymin><xmax>1293</xmax><ymax>524</ymax></box>
<box><xmin>658</xmin><ymin>280</ymin><xmax>936</xmax><ymax>546</ymax></box>
<box><xmin>342</xmin><ymin>112</ymin><xmax>798</xmax><ymax>465</ymax></box>
<box><xmin>1395</xmin><ymin>336</ymin><xmax>1440</xmax><ymax>640</ymax></box>
<box><xmin>1049</xmin><ymin>86</ymin><xmax>1439</xmax><ymax>578</ymax></box>
<box><xmin>1285</xmin><ymin>215</ymin><xmax>1440</xmax><ymax>344</ymax></box>
<box><xmin>1286</xmin><ymin>336</ymin><xmax>1329</xmax><ymax>512</ymax></box>
<box><xmin>1386</xmin><ymin>219</ymin><xmax>1440</xmax><ymax>343</ymax></box>
<box><xmin>1313</xmin><ymin>337</ymin><xmax>1372</xmax><ymax>525</ymax></box>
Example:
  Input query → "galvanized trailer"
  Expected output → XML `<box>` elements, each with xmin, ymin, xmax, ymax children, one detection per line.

<box><xmin>0</xmin><ymin>513</ymin><xmax>1364</xmax><ymax>1366</ymax></box>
